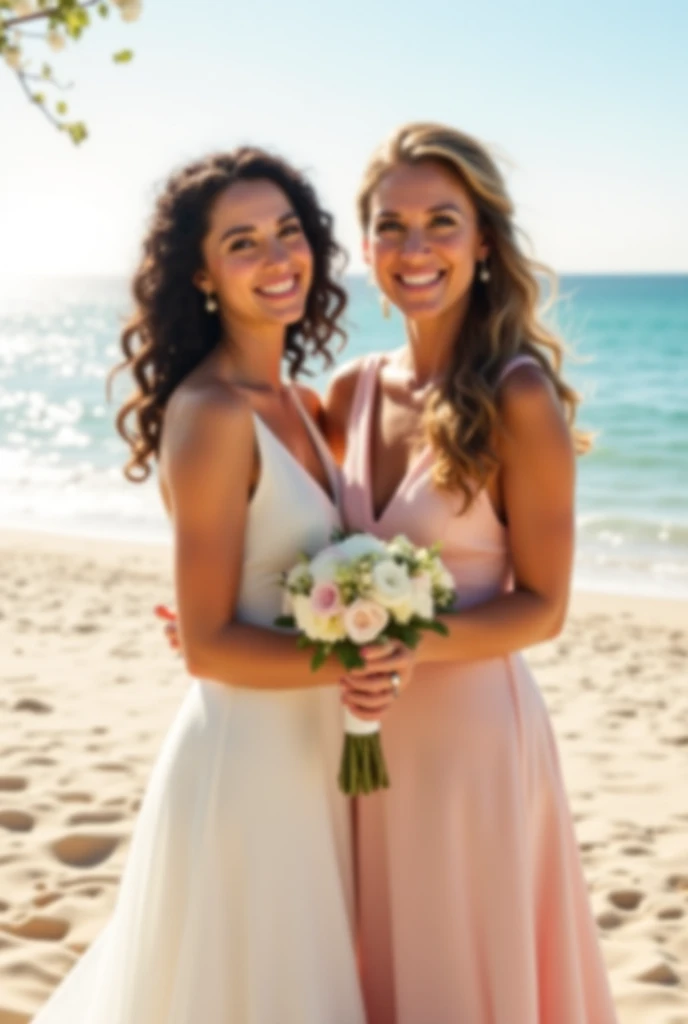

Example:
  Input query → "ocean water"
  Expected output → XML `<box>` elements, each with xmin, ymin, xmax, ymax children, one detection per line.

<box><xmin>0</xmin><ymin>274</ymin><xmax>686</xmax><ymax>598</ymax></box>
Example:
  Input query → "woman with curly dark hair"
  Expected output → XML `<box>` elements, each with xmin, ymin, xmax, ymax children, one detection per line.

<box><xmin>30</xmin><ymin>148</ymin><xmax>415</xmax><ymax>1024</ymax></box>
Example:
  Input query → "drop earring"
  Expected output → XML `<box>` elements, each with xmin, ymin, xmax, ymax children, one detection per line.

<box><xmin>205</xmin><ymin>292</ymin><xmax>218</xmax><ymax>313</ymax></box>
<box><xmin>478</xmin><ymin>260</ymin><xmax>491</xmax><ymax>283</ymax></box>
<box><xmin>380</xmin><ymin>294</ymin><xmax>391</xmax><ymax>319</ymax></box>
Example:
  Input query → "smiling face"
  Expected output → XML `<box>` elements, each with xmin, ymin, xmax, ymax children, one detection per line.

<box><xmin>195</xmin><ymin>178</ymin><xmax>314</xmax><ymax>331</ymax></box>
<box><xmin>364</xmin><ymin>159</ymin><xmax>488</xmax><ymax>322</ymax></box>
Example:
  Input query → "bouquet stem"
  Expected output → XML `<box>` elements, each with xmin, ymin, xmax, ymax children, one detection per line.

<box><xmin>338</xmin><ymin>711</ymin><xmax>390</xmax><ymax>795</ymax></box>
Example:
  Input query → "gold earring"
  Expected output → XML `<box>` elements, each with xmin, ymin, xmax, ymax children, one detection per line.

<box><xmin>380</xmin><ymin>294</ymin><xmax>391</xmax><ymax>319</ymax></box>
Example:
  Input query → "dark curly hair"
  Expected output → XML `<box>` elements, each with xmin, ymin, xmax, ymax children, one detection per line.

<box><xmin>110</xmin><ymin>148</ymin><xmax>348</xmax><ymax>482</ymax></box>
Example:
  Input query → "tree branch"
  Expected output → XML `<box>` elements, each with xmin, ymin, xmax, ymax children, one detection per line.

<box><xmin>15</xmin><ymin>65</ymin><xmax>63</xmax><ymax>131</ymax></box>
<box><xmin>3</xmin><ymin>0</ymin><xmax>99</xmax><ymax>30</ymax></box>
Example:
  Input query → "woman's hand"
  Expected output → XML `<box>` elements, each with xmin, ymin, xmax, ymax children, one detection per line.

<box><xmin>155</xmin><ymin>604</ymin><xmax>181</xmax><ymax>653</ymax></box>
<box><xmin>340</xmin><ymin>641</ymin><xmax>416</xmax><ymax>721</ymax></box>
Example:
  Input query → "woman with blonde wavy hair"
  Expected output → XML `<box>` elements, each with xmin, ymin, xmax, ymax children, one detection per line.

<box><xmin>327</xmin><ymin>123</ymin><xmax>618</xmax><ymax>1023</ymax></box>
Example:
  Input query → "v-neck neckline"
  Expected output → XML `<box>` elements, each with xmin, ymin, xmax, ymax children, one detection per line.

<box><xmin>253</xmin><ymin>387</ymin><xmax>338</xmax><ymax>510</ymax></box>
<box><xmin>365</xmin><ymin>353</ymin><xmax>430</xmax><ymax>526</ymax></box>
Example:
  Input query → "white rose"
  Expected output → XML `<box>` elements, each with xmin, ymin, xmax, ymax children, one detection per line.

<box><xmin>371</xmin><ymin>560</ymin><xmax>411</xmax><ymax>604</ymax></box>
<box><xmin>343</xmin><ymin>599</ymin><xmax>389</xmax><ymax>645</ymax></box>
<box><xmin>292</xmin><ymin>595</ymin><xmax>346</xmax><ymax>643</ymax></box>
<box><xmin>308</xmin><ymin>544</ymin><xmax>341</xmax><ymax>584</ymax></box>
<box><xmin>310</xmin><ymin>534</ymin><xmax>388</xmax><ymax>586</ymax></box>
<box><xmin>387</xmin><ymin>534</ymin><xmax>416</xmax><ymax>560</ymax></box>
<box><xmin>431</xmin><ymin>559</ymin><xmax>455</xmax><ymax>593</ymax></box>
<box><xmin>371</xmin><ymin>560</ymin><xmax>414</xmax><ymax>623</ymax></box>
<box><xmin>285</xmin><ymin>561</ymin><xmax>312</xmax><ymax>592</ymax></box>
<box><xmin>411</xmin><ymin>573</ymin><xmax>434</xmax><ymax>620</ymax></box>
<box><xmin>333</xmin><ymin>533</ymin><xmax>387</xmax><ymax>562</ymax></box>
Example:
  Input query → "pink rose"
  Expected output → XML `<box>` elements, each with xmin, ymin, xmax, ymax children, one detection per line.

<box><xmin>343</xmin><ymin>599</ymin><xmax>389</xmax><ymax>645</ymax></box>
<box><xmin>310</xmin><ymin>581</ymin><xmax>343</xmax><ymax>617</ymax></box>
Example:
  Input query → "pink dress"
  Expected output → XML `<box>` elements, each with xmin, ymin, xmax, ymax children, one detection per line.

<box><xmin>341</xmin><ymin>353</ymin><xmax>617</xmax><ymax>1024</ymax></box>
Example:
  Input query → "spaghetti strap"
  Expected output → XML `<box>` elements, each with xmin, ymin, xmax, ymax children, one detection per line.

<box><xmin>349</xmin><ymin>353</ymin><xmax>385</xmax><ymax>428</ymax></box>
<box><xmin>496</xmin><ymin>353</ymin><xmax>542</xmax><ymax>386</ymax></box>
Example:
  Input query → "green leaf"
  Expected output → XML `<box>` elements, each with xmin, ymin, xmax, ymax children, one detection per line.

<box><xmin>41</xmin><ymin>62</ymin><xmax>52</xmax><ymax>79</ymax></box>
<box><xmin>113</xmin><ymin>48</ymin><xmax>133</xmax><ymax>63</ymax></box>
<box><xmin>97</xmin><ymin>1</ymin><xmax>109</xmax><ymax>15</ymax></box>
<box><xmin>64</xmin><ymin>121</ymin><xmax>88</xmax><ymax>145</ymax></box>
<box><xmin>31</xmin><ymin>93</ymin><xmax>46</xmax><ymax>106</ymax></box>
<box><xmin>336</xmin><ymin>642</ymin><xmax>366</xmax><ymax>670</ymax></box>
<box><xmin>420</xmin><ymin>619</ymin><xmax>449</xmax><ymax>636</ymax></box>
<box><xmin>273</xmin><ymin>615</ymin><xmax>295</xmax><ymax>629</ymax></box>
<box><xmin>311</xmin><ymin>647</ymin><xmax>328</xmax><ymax>672</ymax></box>
<box><xmin>55</xmin><ymin>100</ymin><xmax>68</xmax><ymax>115</ymax></box>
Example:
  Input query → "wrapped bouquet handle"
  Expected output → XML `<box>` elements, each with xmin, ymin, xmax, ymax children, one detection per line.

<box><xmin>339</xmin><ymin>708</ymin><xmax>390</xmax><ymax>796</ymax></box>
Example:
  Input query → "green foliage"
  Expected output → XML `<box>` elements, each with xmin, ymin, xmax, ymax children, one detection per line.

<box><xmin>338</xmin><ymin>733</ymin><xmax>390</xmax><ymax>796</ymax></box>
<box><xmin>1</xmin><ymin>0</ymin><xmax>141</xmax><ymax>143</ymax></box>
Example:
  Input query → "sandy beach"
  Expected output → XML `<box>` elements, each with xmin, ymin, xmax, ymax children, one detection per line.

<box><xmin>0</xmin><ymin>528</ymin><xmax>686</xmax><ymax>1024</ymax></box>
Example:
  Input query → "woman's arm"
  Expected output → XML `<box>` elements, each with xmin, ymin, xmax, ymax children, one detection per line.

<box><xmin>418</xmin><ymin>363</ymin><xmax>576</xmax><ymax>664</ymax></box>
<box><xmin>162</xmin><ymin>385</ymin><xmax>339</xmax><ymax>690</ymax></box>
<box><xmin>320</xmin><ymin>358</ymin><xmax>365</xmax><ymax>466</ymax></box>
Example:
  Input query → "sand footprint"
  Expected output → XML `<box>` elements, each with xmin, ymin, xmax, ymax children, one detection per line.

<box><xmin>596</xmin><ymin>911</ymin><xmax>624</xmax><ymax>930</ymax></box>
<box><xmin>13</xmin><ymin>698</ymin><xmax>53</xmax><ymax>714</ymax></box>
<box><xmin>635</xmin><ymin>962</ymin><xmax>680</xmax><ymax>986</ymax></box>
<box><xmin>67</xmin><ymin>811</ymin><xmax>123</xmax><ymax>827</ymax></box>
<box><xmin>51</xmin><ymin>833</ymin><xmax>121</xmax><ymax>869</ymax></box>
<box><xmin>55</xmin><ymin>792</ymin><xmax>93</xmax><ymax>804</ymax></box>
<box><xmin>657</xmin><ymin>906</ymin><xmax>684</xmax><ymax>920</ymax></box>
<box><xmin>0</xmin><ymin>915</ymin><xmax>70</xmax><ymax>941</ymax></box>
<box><xmin>0</xmin><ymin>776</ymin><xmax>28</xmax><ymax>792</ymax></box>
<box><xmin>33</xmin><ymin>891</ymin><xmax>62</xmax><ymax>909</ymax></box>
<box><xmin>0</xmin><ymin>810</ymin><xmax>34</xmax><ymax>833</ymax></box>
<box><xmin>667</xmin><ymin>874</ymin><xmax>688</xmax><ymax>892</ymax></box>
<box><xmin>608</xmin><ymin>889</ymin><xmax>645</xmax><ymax>911</ymax></box>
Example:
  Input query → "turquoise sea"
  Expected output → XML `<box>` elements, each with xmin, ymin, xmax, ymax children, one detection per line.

<box><xmin>0</xmin><ymin>274</ymin><xmax>686</xmax><ymax>597</ymax></box>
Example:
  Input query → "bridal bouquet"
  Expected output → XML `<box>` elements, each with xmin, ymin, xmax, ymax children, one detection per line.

<box><xmin>276</xmin><ymin>533</ymin><xmax>455</xmax><ymax>796</ymax></box>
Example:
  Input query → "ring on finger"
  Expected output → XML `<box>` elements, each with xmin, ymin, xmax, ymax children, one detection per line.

<box><xmin>390</xmin><ymin>671</ymin><xmax>401</xmax><ymax>699</ymax></box>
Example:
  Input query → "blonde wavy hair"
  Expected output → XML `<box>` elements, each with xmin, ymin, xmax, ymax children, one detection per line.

<box><xmin>357</xmin><ymin>122</ymin><xmax>590</xmax><ymax>510</ymax></box>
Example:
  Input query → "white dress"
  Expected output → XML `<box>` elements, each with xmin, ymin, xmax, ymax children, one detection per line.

<box><xmin>32</xmin><ymin>394</ymin><xmax>366</xmax><ymax>1024</ymax></box>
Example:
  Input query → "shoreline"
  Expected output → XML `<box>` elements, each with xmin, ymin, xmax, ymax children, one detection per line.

<box><xmin>0</xmin><ymin>528</ymin><xmax>687</xmax><ymax>1022</ymax></box>
<box><xmin>2</xmin><ymin>525</ymin><xmax>687</xmax><ymax>604</ymax></box>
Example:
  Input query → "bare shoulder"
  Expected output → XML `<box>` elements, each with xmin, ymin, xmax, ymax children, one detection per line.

<box><xmin>323</xmin><ymin>355</ymin><xmax>367</xmax><ymax>410</ymax></box>
<box><xmin>496</xmin><ymin>362</ymin><xmax>568</xmax><ymax>437</ymax></box>
<box><xmin>321</xmin><ymin>356</ymin><xmax>367</xmax><ymax>460</ymax></box>
<box><xmin>162</xmin><ymin>377</ymin><xmax>254</xmax><ymax>468</ymax></box>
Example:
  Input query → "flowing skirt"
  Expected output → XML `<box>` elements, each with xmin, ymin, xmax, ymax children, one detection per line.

<box><xmin>356</xmin><ymin>653</ymin><xmax>618</xmax><ymax>1024</ymax></box>
<box><xmin>33</xmin><ymin>679</ymin><xmax>365</xmax><ymax>1024</ymax></box>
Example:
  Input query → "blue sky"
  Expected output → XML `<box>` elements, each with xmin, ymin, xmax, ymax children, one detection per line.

<box><xmin>1</xmin><ymin>0</ymin><xmax>686</xmax><ymax>276</ymax></box>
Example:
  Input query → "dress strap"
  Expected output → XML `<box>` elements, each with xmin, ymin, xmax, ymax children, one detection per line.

<box><xmin>496</xmin><ymin>353</ymin><xmax>542</xmax><ymax>387</ymax></box>
<box><xmin>349</xmin><ymin>353</ymin><xmax>385</xmax><ymax>428</ymax></box>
